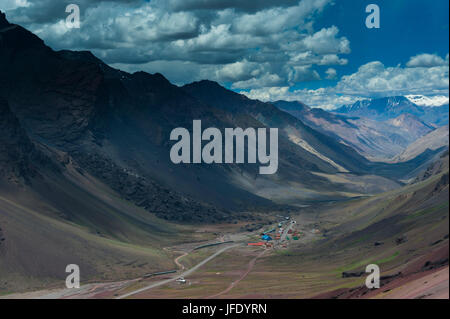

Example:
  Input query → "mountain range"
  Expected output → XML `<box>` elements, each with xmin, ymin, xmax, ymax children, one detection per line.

<box><xmin>334</xmin><ymin>96</ymin><xmax>449</xmax><ymax>126</ymax></box>
<box><xmin>0</xmin><ymin>10</ymin><xmax>448</xmax><ymax>295</ymax></box>
<box><xmin>274</xmin><ymin>100</ymin><xmax>446</xmax><ymax>161</ymax></box>
<box><xmin>2</xmin><ymin>10</ymin><xmax>431</xmax><ymax>218</ymax></box>
<box><xmin>1</xmin><ymin>10</ymin><xmax>447</xmax><ymax>216</ymax></box>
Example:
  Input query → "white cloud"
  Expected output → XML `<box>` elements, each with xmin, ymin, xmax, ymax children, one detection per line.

<box><xmin>241</xmin><ymin>86</ymin><xmax>290</xmax><ymax>102</ymax></box>
<box><xmin>336</xmin><ymin>58</ymin><xmax>449</xmax><ymax>97</ymax></box>
<box><xmin>406</xmin><ymin>53</ymin><xmax>448</xmax><ymax>68</ymax></box>
<box><xmin>232</xmin><ymin>73</ymin><xmax>283</xmax><ymax>89</ymax></box>
<box><xmin>319</xmin><ymin>54</ymin><xmax>348</xmax><ymax>66</ymax></box>
<box><xmin>302</xmin><ymin>26</ymin><xmax>350</xmax><ymax>55</ymax></box>
<box><xmin>241</xmin><ymin>86</ymin><xmax>362</xmax><ymax>110</ymax></box>
<box><xmin>231</xmin><ymin>0</ymin><xmax>331</xmax><ymax>36</ymax></box>
<box><xmin>214</xmin><ymin>59</ymin><xmax>263</xmax><ymax>82</ymax></box>
<box><xmin>287</xmin><ymin>65</ymin><xmax>320</xmax><ymax>83</ymax></box>
<box><xmin>325</xmin><ymin>68</ymin><xmax>337</xmax><ymax>80</ymax></box>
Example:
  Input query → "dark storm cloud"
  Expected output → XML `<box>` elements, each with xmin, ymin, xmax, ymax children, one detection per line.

<box><xmin>5</xmin><ymin>0</ymin><xmax>444</xmax><ymax>109</ymax></box>
<box><xmin>2</xmin><ymin>0</ymin><xmax>352</xmax><ymax>90</ymax></box>
<box><xmin>6</xmin><ymin>0</ymin><xmax>141</xmax><ymax>24</ymax></box>
<box><xmin>168</xmin><ymin>0</ymin><xmax>299</xmax><ymax>13</ymax></box>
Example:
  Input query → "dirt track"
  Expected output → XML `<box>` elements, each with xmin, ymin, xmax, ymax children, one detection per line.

<box><xmin>115</xmin><ymin>243</ymin><xmax>240</xmax><ymax>299</ymax></box>
<box><xmin>174</xmin><ymin>251</ymin><xmax>188</xmax><ymax>271</ymax></box>
<box><xmin>205</xmin><ymin>249</ymin><xmax>268</xmax><ymax>299</ymax></box>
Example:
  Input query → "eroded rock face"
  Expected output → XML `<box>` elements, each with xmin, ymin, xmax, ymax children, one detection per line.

<box><xmin>0</xmin><ymin>92</ymin><xmax>230</xmax><ymax>222</ymax></box>
<box><xmin>71</xmin><ymin>151</ymin><xmax>230</xmax><ymax>223</ymax></box>
<box><xmin>0</xmin><ymin>98</ymin><xmax>40</xmax><ymax>181</ymax></box>
<box><xmin>0</xmin><ymin>45</ymin><xmax>103</xmax><ymax>147</ymax></box>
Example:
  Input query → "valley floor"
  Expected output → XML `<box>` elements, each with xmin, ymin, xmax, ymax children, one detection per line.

<box><xmin>1</xmin><ymin>165</ymin><xmax>448</xmax><ymax>299</ymax></box>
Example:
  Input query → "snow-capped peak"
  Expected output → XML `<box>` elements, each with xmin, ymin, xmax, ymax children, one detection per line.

<box><xmin>405</xmin><ymin>95</ymin><xmax>449</xmax><ymax>107</ymax></box>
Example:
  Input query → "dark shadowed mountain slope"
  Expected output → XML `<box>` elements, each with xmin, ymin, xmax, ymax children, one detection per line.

<box><xmin>335</xmin><ymin>96</ymin><xmax>449</xmax><ymax>126</ymax></box>
<box><xmin>0</xmin><ymin>98</ymin><xmax>56</xmax><ymax>182</ymax></box>
<box><xmin>274</xmin><ymin>100</ymin><xmax>435</xmax><ymax>160</ymax></box>
<box><xmin>182</xmin><ymin>80</ymin><xmax>372</xmax><ymax>174</ymax></box>
<box><xmin>0</xmin><ymin>13</ymin><xmax>236</xmax><ymax>221</ymax></box>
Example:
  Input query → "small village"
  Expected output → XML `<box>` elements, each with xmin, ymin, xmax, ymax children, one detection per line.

<box><xmin>247</xmin><ymin>216</ymin><xmax>314</xmax><ymax>250</ymax></box>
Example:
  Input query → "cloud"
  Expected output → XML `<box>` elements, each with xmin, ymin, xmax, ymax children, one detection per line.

<box><xmin>325</xmin><ymin>68</ymin><xmax>337</xmax><ymax>80</ymax></box>
<box><xmin>319</xmin><ymin>54</ymin><xmax>348</xmax><ymax>66</ymax></box>
<box><xmin>406</xmin><ymin>53</ymin><xmax>449</xmax><ymax>68</ymax></box>
<box><xmin>214</xmin><ymin>59</ymin><xmax>265</xmax><ymax>82</ymax></box>
<box><xmin>6</xmin><ymin>0</ymin><xmax>445</xmax><ymax>108</ymax></box>
<box><xmin>230</xmin><ymin>0</ymin><xmax>330</xmax><ymax>36</ymax></box>
<box><xmin>302</xmin><ymin>26</ymin><xmax>350</xmax><ymax>55</ymax></box>
<box><xmin>2</xmin><ymin>0</ymin><xmax>349</xmax><ymax>87</ymax></box>
<box><xmin>241</xmin><ymin>86</ymin><xmax>362</xmax><ymax>110</ymax></box>
<box><xmin>242</xmin><ymin>86</ymin><xmax>290</xmax><ymax>102</ymax></box>
<box><xmin>241</xmin><ymin>53</ymin><xmax>449</xmax><ymax>109</ymax></box>
<box><xmin>336</xmin><ymin>58</ymin><xmax>449</xmax><ymax>97</ymax></box>
<box><xmin>287</xmin><ymin>65</ymin><xmax>321</xmax><ymax>83</ymax></box>
<box><xmin>168</xmin><ymin>0</ymin><xmax>300</xmax><ymax>13</ymax></box>
<box><xmin>232</xmin><ymin>73</ymin><xmax>284</xmax><ymax>89</ymax></box>
<box><xmin>0</xmin><ymin>0</ymin><xmax>30</xmax><ymax>10</ymax></box>
<box><xmin>3</xmin><ymin>0</ymin><xmax>141</xmax><ymax>24</ymax></box>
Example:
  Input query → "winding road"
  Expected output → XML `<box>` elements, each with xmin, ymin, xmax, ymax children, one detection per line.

<box><xmin>174</xmin><ymin>251</ymin><xmax>188</xmax><ymax>271</ymax></box>
<box><xmin>115</xmin><ymin>243</ymin><xmax>240</xmax><ymax>299</ymax></box>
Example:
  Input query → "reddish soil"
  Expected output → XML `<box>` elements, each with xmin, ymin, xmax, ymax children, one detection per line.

<box><xmin>313</xmin><ymin>243</ymin><xmax>449</xmax><ymax>299</ymax></box>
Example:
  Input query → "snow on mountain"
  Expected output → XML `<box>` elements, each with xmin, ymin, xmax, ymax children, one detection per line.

<box><xmin>405</xmin><ymin>95</ymin><xmax>449</xmax><ymax>107</ymax></box>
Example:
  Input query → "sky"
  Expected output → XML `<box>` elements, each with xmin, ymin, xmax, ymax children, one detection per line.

<box><xmin>1</xmin><ymin>0</ymin><xmax>449</xmax><ymax>109</ymax></box>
